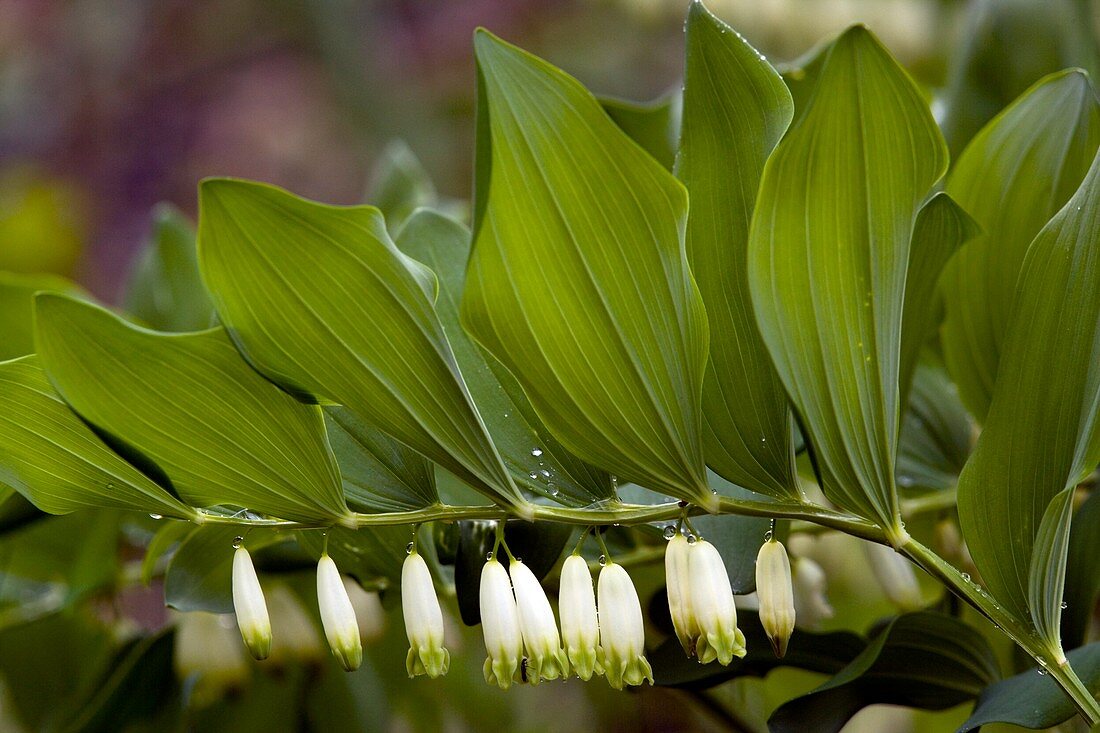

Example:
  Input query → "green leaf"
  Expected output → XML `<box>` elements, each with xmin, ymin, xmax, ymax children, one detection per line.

<box><xmin>0</xmin><ymin>356</ymin><xmax>197</xmax><ymax>520</ymax></box>
<box><xmin>1064</xmin><ymin>490</ymin><xmax>1100</xmax><ymax>649</ymax></box>
<box><xmin>768</xmin><ymin>612</ymin><xmax>999</xmax><ymax>733</ymax></box>
<box><xmin>324</xmin><ymin>406</ymin><xmax>437</xmax><ymax>512</ymax></box>
<box><xmin>959</xmin><ymin>641</ymin><xmax>1100</xmax><ymax>732</ymax></box>
<box><xmin>676</xmin><ymin>1</ymin><xmax>799</xmax><ymax>500</ymax></box>
<box><xmin>600</xmin><ymin>92</ymin><xmax>679</xmax><ymax>170</ymax></box>
<box><xmin>747</xmin><ymin>26</ymin><xmax>948</xmax><ymax>531</ymax></box>
<box><xmin>123</xmin><ymin>204</ymin><xmax>215</xmax><ymax>332</ymax></box>
<box><xmin>957</xmin><ymin>149</ymin><xmax>1100</xmax><ymax>627</ymax></box>
<box><xmin>940</xmin><ymin>70</ymin><xmax>1100</xmax><ymax>422</ymax></box>
<box><xmin>197</xmin><ymin>178</ymin><xmax>527</xmax><ymax>514</ymax></box>
<box><xmin>164</xmin><ymin>525</ymin><xmax>285</xmax><ymax>613</ymax></box>
<box><xmin>364</xmin><ymin>139</ymin><xmax>438</xmax><ymax>232</ymax></box>
<box><xmin>899</xmin><ymin>193</ymin><xmax>980</xmax><ymax>405</ymax></box>
<box><xmin>463</xmin><ymin>30</ymin><xmax>712</xmax><ymax>507</ymax></box>
<box><xmin>395</xmin><ymin>209</ymin><xmax>613</xmax><ymax>506</ymax></box>
<box><xmin>34</xmin><ymin>294</ymin><xmax>350</xmax><ymax>524</ymax></box>
<box><xmin>1029</xmin><ymin>487</ymin><xmax>1075</xmax><ymax>654</ymax></box>
<box><xmin>896</xmin><ymin>360</ymin><xmax>973</xmax><ymax>493</ymax></box>
<box><xmin>0</xmin><ymin>271</ymin><xmax>83</xmax><ymax>360</ymax></box>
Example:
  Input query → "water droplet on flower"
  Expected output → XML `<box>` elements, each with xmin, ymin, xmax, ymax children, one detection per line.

<box><xmin>763</xmin><ymin>530</ymin><xmax>773</xmax><ymax>543</ymax></box>
<box><xmin>663</xmin><ymin>526</ymin><xmax>676</xmax><ymax>540</ymax></box>
<box><xmin>486</xmin><ymin>551</ymin><xmax>495</xmax><ymax>562</ymax></box>
<box><xmin>405</xmin><ymin>542</ymin><xmax>414</xmax><ymax>555</ymax></box>
<box><xmin>686</xmin><ymin>534</ymin><xmax>698</xmax><ymax>545</ymax></box>
<box><xmin>1061</xmin><ymin>601</ymin><xmax>1069</xmax><ymax>610</ymax></box>
<box><xmin>531</xmin><ymin>448</ymin><xmax>543</xmax><ymax>457</ymax></box>
<box><xmin>232</xmin><ymin>536</ymin><xmax>244</xmax><ymax>549</ymax></box>
<box><xmin>598</xmin><ymin>554</ymin><xmax>607</xmax><ymax>566</ymax></box>
<box><xmin>148</xmin><ymin>513</ymin><xmax>162</xmax><ymax>520</ymax></box>
<box><xmin>960</xmin><ymin>573</ymin><xmax>970</xmax><ymax>582</ymax></box>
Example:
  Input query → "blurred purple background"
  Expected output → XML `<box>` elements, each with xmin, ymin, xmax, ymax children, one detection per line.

<box><xmin>1</xmin><ymin>0</ymin><xmax>1088</xmax><ymax>299</ymax></box>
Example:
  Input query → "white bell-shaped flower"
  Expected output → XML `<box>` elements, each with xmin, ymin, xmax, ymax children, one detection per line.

<box><xmin>559</xmin><ymin>554</ymin><xmax>601</xmax><ymax>680</ymax></box>
<box><xmin>231</xmin><ymin>546</ymin><xmax>272</xmax><ymax>660</ymax></box>
<box><xmin>688</xmin><ymin>539</ymin><xmax>747</xmax><ymax>665</ymax></box>
<box><xmin>664</xmin><ymin>532</ymin><xmax>699</xmax><ymax>656</ymax></box>
<box><xmin>509</xmin><ymin>559</ymin><xmax>569</xmax><ymax>683</ymax></box>
<box><xmin>316</xmin><ymin>554</ymin><xmax>363</xmax><ymax>671</ymax></box>
<box><xmin>791</xmin><ymin>556</ymin><xmax>834</xmax><ymax>629</ymax></box>
<box><xmin>597</xmin><ymin>562</ymin><xmax>653</xmax><ymax>689</ymax></box>
<box><xmin>401</xmin><ymin>550</ymin><xmax>450</xmax><ymax>678</ymax></box>
<box><xmin>755</xmin><ymin>538</ymin><xmax>795</xmax><ymax>658</ymax></box>
<box><xmin>863</xmin><ymin>541</ymin><xmax>923</xmax><ymax>611</ymax></box>
<box><xmin>479</xmin><ymin>557</ymin><xmax>523</xmax><ymax>689</ymax></box>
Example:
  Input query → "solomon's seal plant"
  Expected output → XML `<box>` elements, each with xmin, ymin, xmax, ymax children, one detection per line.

<box><xmin>1</xmin><ymin>0</ymin><xmax>1099</xmax><ymax>730</ymax></box>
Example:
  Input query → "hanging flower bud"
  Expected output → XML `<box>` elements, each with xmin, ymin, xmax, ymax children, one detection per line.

<box><xmin>401</xmin><ymin>550</ymin><xmax>450</xmax><ymax>679</ymax></box>
<box><xmin>231</xmin><ymin>546</ymin><xmax>272</xmax><ymax>660</ymax></box>
<box><xmin>665</xmin><ymin>532</ymin><xmax>699</xmax><ymax>656</ymax></box>
<box><xmin>791</xmin><ymin>557</ymin><xmax>834</xmax><ymax>629</ymax></box>
<box><xmin>688</xmin><ymin>539</ymin><xmax>747</xmax><ymax>665</ymax></box>
<box><xmin>863</xmin><ymin>542</ymin><xmax>923</xmax><ymax>611</ymax></box>
<box><xmin>755</xmin><ymin>538</ymin><xmax>795</xmax><ymax>658</ymax></box>
<box><xmin>316</xmin><ymin>554</ymin><xmax>363</xmax><ymax>671</ymax></box>
<box><xmin>509</xmin><ymin>559</ymin><xmax>569</xmax><ymax>683</ymax></box>
<box><xmin>597</xmin><ymin>562</ymin><xmax>653</xmax><ymax>689</ymax></box>
<box><xmin>559</xmin><ymin>554</ymin><xmax>601</xmax><ymax>680</ymax></box>
<box><xmin>480</xmin><ymin>557</ymin><xmax>524</xmax><ymax>689</ymax></box>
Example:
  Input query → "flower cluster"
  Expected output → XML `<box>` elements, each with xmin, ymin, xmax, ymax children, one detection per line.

<box><xmin>477</xmin><ymin>552</ymin><xmax>652</xmax><ymax>690</ymax></box>
<box><xmin>665</xmin><ymin>532</ymin><xmax>748</xmax><ymax>665</ymax></box>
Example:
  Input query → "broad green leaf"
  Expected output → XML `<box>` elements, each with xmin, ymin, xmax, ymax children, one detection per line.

<box><xmin>1029</xmin><ymin>487</ymin><xmax>1075</xmax><ymax>654</ymax></box>
<box><xmin>957</xmin><ymin>150</ymin><xmax>1100</xmax><ymax>626</ymax></box>
<box><xmin>0</xmin><ymin>271</ymin><xmax>83</xmax><ymax>360</ymax></box>
<box><xmin>123</xmin><ymin>204</ymin><xmax>215</xmax><ymax>332</ymax></box>
<box><xmin>395</xmin><ymin>209</ymin><xmax>613</xmax><ymax>506</ymax></box>
<box><xmin>747</xmin><ymin>26</ymin><xmax>947</xmax><ymax>531</ymax></box>
<box><xmin>651</xmin><ymin>611</ymin><xmax>864</xmax><ymax>688</ymax></box>
<box><xmin>324</xmin><ymin>406</ymin><xmax>437</xmax><ymax>512</ymax></box>
<box><xmin>959</xmin><ymin>641</ymin><xmax>1100</xmax><ymax>732</ymax></box>
<box><xmin>676</xmin><ymin>1</ymin><xmax>799</xmax><ymax>501</ymax></box>
<box><xmin>164</xmin><ymin>525</ymin><xmax>286</xmax><ymax>613</ymax></box>
<box><xmin>600</xmin><ymin>92</ymin><xmax>679</xmax><ymax>170</ymax></box>
<box><xmin>941</xmin><ymin>70</ymin><xmax>1100</xmax><ymax>421</ymax></box>
<box><xmin>197</xmin><ymin>179</ymin><xmax>527</xmax><ymax>514</ymax></box>
<box><xmin>365</xmin><ymin>139</ymin><xmax>437</xmax><ymax>232</ymax></box>
<box><xmin>768</xmin><ymin>612</ymin><xmax>999</xmax><ymax>733</ymax></box>
<box><xmin>899</xmin><ymin>193</ymin><xmax>980</xmax><ymax>404</ymax></box>
<box><xmin>34</xmin><ymin>294</ymin><xmax>351</xmax><ymax>525</ymax></box>
<box><xmin>463</xmin><ymin>31</ymin><xmax>712</xmax><ymax>507</ymax></box>
<box><xmin>0</xmin><ymin>356</ymin><xmax>197</xmax><ymax>520</ymax></box>
<box><xmin>896</xmin><ymin>360</ymin><xmax>973</xmax><ymax>493</ymax></box>
<box><xmin>1064</xmin><ymin>490</ymin><xmax>1100</xmax><ymax>649</ymax></box>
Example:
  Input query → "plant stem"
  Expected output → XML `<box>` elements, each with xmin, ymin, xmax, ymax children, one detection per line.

<box><xmin>901</xmin><ymin>537</ymin><xmax>1100</xmax><ymax>726</ymax></box>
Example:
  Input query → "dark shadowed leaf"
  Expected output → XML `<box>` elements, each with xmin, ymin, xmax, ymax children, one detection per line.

<box><xmin>896</xmin><ymin>360</ymin><xmax>973</xmax><ymax>494</ymax></box>
<box><xmin>959</xmin><ymin>641</ymin><xmax>1100</xmax><ymax>732</ymax></box>
<box><xmin>768</xmin><ymin>613</ymin><xmax>999</xmax><ymax>733</ymax></box>
<box><xmin>1064</xmin><ymin>490</ymin><xmax>1100</xmax><ymax>649</ymax></box>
